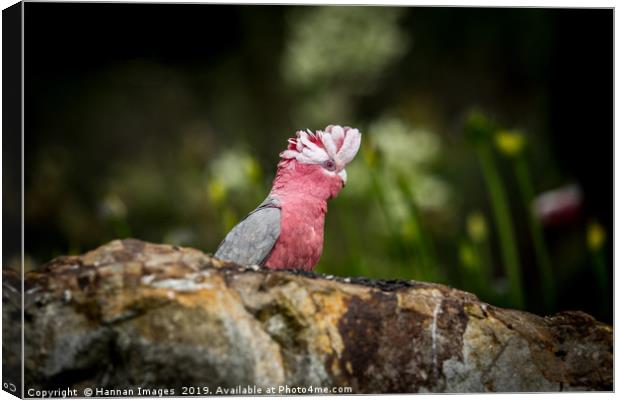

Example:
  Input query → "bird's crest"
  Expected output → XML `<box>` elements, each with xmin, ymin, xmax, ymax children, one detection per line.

<box><xmin>279</xmin><ymin>125</ymin><xmax>361</xmax><ymax>166</ymax></box>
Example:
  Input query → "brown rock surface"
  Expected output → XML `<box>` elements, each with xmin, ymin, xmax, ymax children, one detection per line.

<box><xmin>5</xmin><ymin>239</ymin><xmax>612</xmax><ymax>394</ymax></box>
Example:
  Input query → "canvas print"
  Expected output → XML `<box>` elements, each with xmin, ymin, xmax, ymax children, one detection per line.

<box><xmin>2</xmin><ymin>2</ymin><xmax>613</xmax><ymax>397</ymax></box>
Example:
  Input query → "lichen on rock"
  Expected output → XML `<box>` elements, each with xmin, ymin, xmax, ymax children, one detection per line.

<box><xmin>5</xmin><ymin>239</ymin><xmax>611</xmax><ymax>394</ymax></box>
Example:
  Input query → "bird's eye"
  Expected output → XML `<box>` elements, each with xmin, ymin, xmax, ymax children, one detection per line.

<box><xmin>322</xmin><ymin>159</ymin><xmax>336</xmax><ymax>171</ymax></box>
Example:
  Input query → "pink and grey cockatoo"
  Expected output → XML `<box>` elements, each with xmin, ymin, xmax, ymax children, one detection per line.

<box><xmin>214</xmin><ymin>125</ymin><xmax>362</xmax><ymax>270</ymax></box>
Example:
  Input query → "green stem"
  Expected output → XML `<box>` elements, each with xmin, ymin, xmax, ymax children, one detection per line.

<box><xmin>368</xmin><ymin>168</ymin><xmax>415</xmax><ymax>279</ymax></box>
<box><xmin>513</xmin><ymin>156</ymin><xmax>556</xmax><ymax>312</ymax></box>
<box><xmin>473</xmin><ymin>239</ymin><xmax>493</xmax><ymax>299</ymax></box>
<box><xmin>461</xmin><ymin>240</ymin><xmax>486</xmax><ymax>297</ymax></box>
<box><xmin>477</xmin><ymin>144</ymin><xmax>524</xmax><ymax>309</ymax></box>
<box><xmin>336</xmin><ymin>207</ymin><xmax>368</xmax><ymax>277</ymax></box>
<box><xmin>396</xmin><ymin>174</ymin><xmax>440</xmax><ymax>282</ymax></box>
<box><xmin>111</xmin><ymin>216</ymin><xmax>132</xmax><ymax>238</ymax></box>
<box><xmin>368</xmin><ymin>168</ymin><xmax>398</xmax><ymax>240</ymax></box>
<box><xmin>592</xmin><ymin>249</ymin><xmax>608</xmax><ymax>306</ymax></box>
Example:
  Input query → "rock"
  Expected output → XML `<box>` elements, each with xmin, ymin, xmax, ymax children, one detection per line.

<box><xmin>5</xmin><ymin>239</ymin><xmax>612</xmax><ymax>394</ymax></box>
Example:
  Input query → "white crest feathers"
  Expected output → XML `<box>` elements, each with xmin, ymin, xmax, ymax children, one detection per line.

<box><xmin>279</xmin><ymin>125</ymin><xmax>362</xmax><ymax>167</ymax></box>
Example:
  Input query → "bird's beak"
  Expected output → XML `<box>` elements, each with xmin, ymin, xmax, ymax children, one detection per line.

<box><xmin>338</xmin><ymin>169</ymin><xmax>348</xmax><ymax>186</ymax></box>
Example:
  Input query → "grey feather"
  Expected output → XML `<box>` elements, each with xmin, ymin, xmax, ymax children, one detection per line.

<box><xmin>214</xmin><ymin>196</ymin><xmax>281</xmax><ymax>266</ymax></box>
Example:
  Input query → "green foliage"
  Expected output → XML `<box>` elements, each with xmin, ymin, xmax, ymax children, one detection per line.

<box><xmin>472</xmin><ymin>127</ymin><xmax>524</xmax><ymax>309</ymax></box>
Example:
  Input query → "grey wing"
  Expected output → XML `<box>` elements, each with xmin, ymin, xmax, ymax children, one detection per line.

<box><xmin>214</xmin><ymin>199</ymin><xmax>281</xmax><ymax>266</ymax></box>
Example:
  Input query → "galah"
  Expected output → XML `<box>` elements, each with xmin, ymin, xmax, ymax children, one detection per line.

<box><xmin>214</xmin><ymin>125</ymin><xmax>362</xmax><ymax>270</ymax></box>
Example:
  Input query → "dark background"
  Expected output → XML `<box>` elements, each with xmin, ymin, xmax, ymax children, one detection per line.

<box><xmin>21</xmin><ymin>3</ymin><xmax>612</xmax><ymax>322</ymax></box>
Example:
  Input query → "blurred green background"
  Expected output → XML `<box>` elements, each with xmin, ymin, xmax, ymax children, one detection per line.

<box><xmin>19</xmin><ymin>4</ymin><xmax>612</xmax><ymax>321</ymax></box>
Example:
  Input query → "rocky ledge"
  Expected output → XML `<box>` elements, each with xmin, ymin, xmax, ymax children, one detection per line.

<box><xmin>4</xmin><ymin>239</ymin><xmax>612</xmax><ymax>394</ymax></box>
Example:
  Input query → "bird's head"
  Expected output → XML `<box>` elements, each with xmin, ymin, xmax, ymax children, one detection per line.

<box><xmin>279</xmin><ymin>125</ymin><xmax>362</xmax><ymax>193</ymax></box>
